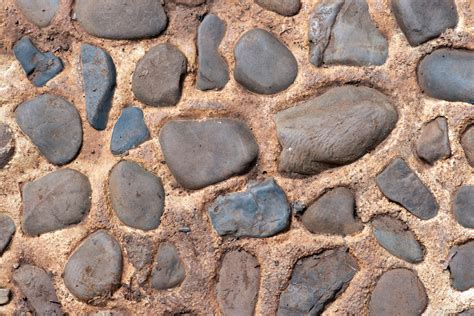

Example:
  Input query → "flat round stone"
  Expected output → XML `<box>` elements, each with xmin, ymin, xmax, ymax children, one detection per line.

<box><xmin>416</xmin><ymin>117</ymin><xmax>451</xmax><ymax>164</ymax></box>
<box><xmin>255</xmin><ymin>0</ymin><xmax>301</xmax><ymax>16</ymax></box>
<box><xmin>151</xmin><ymin>243</ymin><xmax>185</xmax><ymax>290</ymax></box>
<box><xmin>0</xmin><ymin>214</ymin><xmax>15</xmax><ymax>256</ymax></box>
<box><xmin>16</xmin><ymin>0</ymin><xmax>59</xmax><ymax>27</ymax></box>
<box><xmin>0</xmin><ymin>122</ymin><xmax>14</xmax><ymax>168</ymax></box>
<box><xmin>234</xmin><ymin>28</ymin><xmax>297</xmax><ymax>94</ymax></box>
<box><xmin>110</xmin><ymin>107</ymin><xmax>149</xmax><ymax>155</ymax></box>
<box><xmin>454</xmin><ymin>185</ymin><xmax>474</xmax><ymax>228</ymax></box>
<box><xmin>461</xmin><ymin>125</ymin><xmax>474</xmax><ymax>166</ymax></box>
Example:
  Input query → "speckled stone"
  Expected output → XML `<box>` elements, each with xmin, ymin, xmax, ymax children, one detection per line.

<box><xmin>151</xmin><ymin>243</ymin><xmax>185</xmax><ymax>290</ymax></box>
<box><xmin>416</xmin><ymin>117</ymin><xmax>451</xmax><ymax>164</ymax></box>
<box><xmin>110</xmin><ymin>107</ymin><xmax>149</xmax><ymax>155</ymax></box>
<box><xmin>16</xmin><ymin>0</ymin><xmax>59</xmax><ymax>27</ymax></box>
<box><xmin>123</xmin><ymin>234</ymin><xmax>153</xmax><ymax>270</ymax></box>
<box><xmin>255</xmin><ymin>0</ymin><xmax>301</xmax><ymax>16</ymax></box>
<box><xmin>454</xmin><ymin>185</ymin><xmax>474</xmax><ymax>228</ymax></box>
<box><xmin>0</xmin><ymin>214</ymin><xmax>15</xmax><ymax>256</ymax></box>
<box><xmin>461</xmin><ymin>125</ymin><xmax>474</xmax><ymax>166</ymax></box>
<box><xmin>0</xmin><ymin>122</ymin><xmax>14</xmax><ymax>168</ymax></box>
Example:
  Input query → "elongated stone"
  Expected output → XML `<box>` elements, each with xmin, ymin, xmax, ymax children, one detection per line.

<box><xmin>449</xmin><ymin>241</ymin><xmax>474</xmax><ymax>291</ymax></box>
<box><xmin>151</xmin><ymin>243</ymin><xmax>185</xmax><ymax>290</ymax></box>
<box><xmin>255</xmin><ymin>0</ymin><xmax>301</xmax><ymax>16</ymax></box>
<box><xmin>461</xmin><ymin>125</ymin><xmax>474</xmax><ymax>166</ymax></box>
<box><xmin>454</xmin><ymin>186</ymin><xmax>474</xmax><ymax>228</ymax></box>
<box><xmin>0</xmin><ymin>214</ymin><xmax>15</xmax><ymax>255</ymax></box>
<box><xmin>16</xmin><ymin>0</ymin><xmax>59</xmax><ymax>27</ymax></box>
<box><xmin>110</xmin><ymin>107</ymin><xmax>149</xmax><ymax>155</ymax></box>
<box><xmin>416</xmin><ymin>117</ymin><xmax>451</xmax><ymax>164</ymax></box>
<box><xmin>0</xmin><ymin>122</ymin><xmax>14</xmax><ymax>168</ymax></box>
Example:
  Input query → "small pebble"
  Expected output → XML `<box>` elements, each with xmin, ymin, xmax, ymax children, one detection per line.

<box><xmin>255</xmin><ymin>0</ymin><xmax>301</xmax><ymax>16</ymax></box>
<box><xmin>151</xmin><ymin>243</ymin><xmax>185</xmax><ymax>290</ymax></box>
<box><xmin>110</xmin><ymin>107</ymin><xmax>149</xmax><ymax>155</ymax></box>
<box><xmin>416</xmin><ymin>117</ymin><xmax>451</xmax><ymax>164</ymax></box>
<box><xmin>0</xmin><ymin>214</ymin><xmax>15</xmax><ymax>256</ymax></box>
<box><xmin>0</xmin><ymin>122</ymin><xmax>14</xmax><ymax>168</ymax></box>
<box><xmin>0</xmin><ymin>288</ymin><xmax>10</xmax><ymax>305</ymax></box>
<box><xmin>461</xmin><ymin>125</ymin><xmax>474</xmax><ymax>166</ymax></box>
<box><xmin>454</xmin><ymin>186</ymin><xmax>474</xmax><ymax>228</ymax></box>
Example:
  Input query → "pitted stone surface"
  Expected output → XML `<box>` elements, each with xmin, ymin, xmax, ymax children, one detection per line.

<box><xmin>159</xmin><ymin>118</ymin><xmax>258</xmax><ymax>190</ymax></box>
<box><xmin>151</xmin><ymin>243</ymin><xmax>185</xmax><ymax>290</ymax></box>
<box><xmin>209</xmin><ymin>178</ymin><xmax>290</xmax><ymax>238</ymax></box>
<box><xmin>216</xmin><ymin>250</ymin><xmax>260</xmax><ymax>316</ymax></box>
<box><xmin>461</xmin><ymin>125</ymin><xmax>474</xmax><ymax>166</ymax></box>
<box><xmin>454</xmin><ymin>186</ymin><xmax>474</xmax><ymax>228</ymax></box>
<box><xmin>0</xmin><ymin>214</ymin><xmax>15</xmax><ymax>256</ymax></box>
<box><xmin>123</xmin><ymin>234</ymin><xmax>153</xmax><ymax>270</ymax></box>
<box><xmin>15</xmin><ymin>0</ymin><xmax>59</xmax><ymax>27</ymax></box>
<box><xmin>416</xmin><ymin>117</ymin><xmax>451</xmax><ymax>164</ymax></box>
<box><xmin>0</xmin><ymin>122</ymin><xmax>14</xmax><ymax>168</ymax></box>
<box><xmin>277</xmin><ymin>247</ymin><xmax>359</xmax><ymax>315</ymax></box>
<box><xmin>376</xmin><ymin>158</ymin><xmax>438</xmax><ymax>220</ymax></box>
<box><xmin>110</xmin><ymin>107</ymin><xmax>149</xmax><ymax>155</ymax></box>
<box><xmin>275</xmin><ymin>86</ymin><xmax>398</xmax><ymax>176</ymax></box>
<box><xmin>449</xmin><ymin>241</ymin><xmax>474</xmax><ymax>291</ymax></box>
<box><xmin>234</xmin><ymin>28</ymin><xmax>297</xmax><ymax>94</ymax></box>
<box><xmin>75</xmin><ymin>0</ymin><xmax>167</xmax><ymax>40</ymax></box>
<box><xmin>255</xmin><ymin>0</ymin><xmax>301</xmax><ymax>16</ymax></box>
<box><xmin>109</xmin><ymin>160</ymin><xmax>165</xmax><ymax>231</ymax></box>
<box><xmin>302</xmin><ymin>187</ymin><xmax>363</xmax><ymax>236</ymax></box>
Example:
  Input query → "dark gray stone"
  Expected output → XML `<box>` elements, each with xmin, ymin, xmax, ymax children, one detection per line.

<box><xmin>278</xmin><ymin>247</ymin><xmax>359</xmax><ymax>315</ymax></box>
<box><xmin>21</xmin><ymin>168</ymin><xmax>91</xmax><ymax>236</ymax></box>
<box><xmin>216</xmin><ymin>250</ymin><xmax>260</xmax><ymax>316</ymax></box>
<box><xmin>13</xmin><ymin>37</ymin><xmax>63</xmax><ymax>87</ymax></box>
<box><xmin>255</xmin><ymin>0</ymin><xmax>301</xmax><ymax>16</ymax></box>
<box><xmin>0</xmin><ymin>288</ymin><xmax>10</xmax><ymax>306</ymax></box>
<box><xmin>123</xmin><ymin>234</ymin><xmax>153</xmax><ymax>270</ymax></box>
<box><xmin>176</xmin><ymin>0</ymin><xmax>206</xmax><ymax>5</ymax></box>
<box><xmin>132</xmin><ymin>44</ymin><xmax>187</xmax><ymax>107</ymax></box>
<box><xmin>275</xmin><ymin>86</ymin><xmax>398</xmax><ymax>176</ymax></box>
<box><xmin>376</xmin><ymin>158</ymin><xmax>438</xmax><ymax>220</ymax></box>
<box><xmin>64</xmin><ymin>230</ymin><xmax>123</xmax><ymax>301</ymax></box>
<box><xmin>110</xmin><ymin>107</ymin><xmax>149</xmax><ymax>155</ymax></box>
<box><xmin>151</xmin><ymin>243</ymin><xmax>185</xmax><ymax>290</ymax></box>
<box><xmin>302</xmin><ymin>187</ymin><xmax>363</xmax><ymax>236</ymax></box>
<box><xmin>159</xmin><ymin>118</ymin><xmax>258</xmax><ymax>190</ymax></box>
<box><xmin>75</xmin><ymin>0</ymin><xmax>167</xmax><ymax>40</ymax></box>
<box><xmin>109</xmin><ymin>160</ymin><xmax>164</xmax><ymax>231</ymax></box>
<box><xmin>81</xmin><ymin>44</ymin><xmax>116</xmax><ymax>130</ymax></box>
<box><xmin>372</xmin><ymin>215</ymin><xmax>424</xmax><ymax>263</ymax></box>
<box><xmin>449</xmin><ymin>241</ymin><xmax>474</xmax><ymax>291</ymax></box>
<box><xmin>418</xmin><ymin>49</ymin><xmax>474</xmax><ymax>104</ymax></box>
<box><xmin>392</xmin><ymin>0</ymin><xmax>458</xmax><ymax>46</ymax></box>
<box><xmin>416</xmin><ymin>117</ymin><xmax>451</xmax><ymax>164</ymax></box>
<box><xmin>0</xmin><ymin>122</ymin><xmax>14</xmax><ymax>168</ymax></box>
<box><xmin>0</xmin><ymin>214</ymin><xmax>15</xmax><ymax>256</ymax></box>
<box><xmin>454</xmin><ymin>185</ymin><xmax>474</xmax><ymax>229</ymax></box>
<box><xmin>234</xmin><ymin>28</ymin><xmax>297</xmax><ymax>94</ymax></box>
<box><xmin>461</xmin><ymin>125</ymin><xmax>474</xmax><ymax>166</ymax></box>
<box><xmin>208</xmin><ymin>178</ymin><xmax>290</xmax><ymax>238</ymax></box>
<box><xmin>197</xmin><ymin>14</ymin><xmax>229</xmax><ymax>91</ymax></box>
<box><xmin>13</xmin><ymin>264</ymin><xmax>62</xmax><ymax>315</ymax></box>
<box><xmin>16</xmin><ymin>0</ymin><xmax>59</xmax><ymax>27</ymax></box>
<box><xmin>369</xmin><ymin>269</ymin><xmax>428</xmax><ymax>315</ymax></box>
<box><xmin>15</xmin><ymin>94</ymin><xmax>82</xmax><ymax>165</ymax></box>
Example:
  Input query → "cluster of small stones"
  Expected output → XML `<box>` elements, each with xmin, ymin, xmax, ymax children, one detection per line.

<box><xmin>0</xmin><ymin>0</ymin><xmax>473</xmax><ymax>315</ymax></box>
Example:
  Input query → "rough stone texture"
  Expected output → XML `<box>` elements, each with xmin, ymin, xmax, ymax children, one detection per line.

<box><xmin>392</xmin><ymin>0</ymin><xmax>458</xmax><ymax>46</ymax></box>
<box><xmin>123</xmin><ymin>235</ymin><xmax>153</xmax><ymax>270</ymax></box>
<box><xmin>416</xmin><ymin>117</ymin><xmax>451</xmax><ymax>164</ymax></box>
<box><xmin>132</xmin><ymin>44</ymin><xmax>187</xmax><ymax>107</ymax></box>
<box><xmin>454</xmin><ymin>185</ymin><xmax>474</xmax><ymax>228</ymax></box>
<box><xmin>151</xmin><ymin>243</ymin><xmax>185</xmax><ymax>290</ymax></box>
<box><xmin>369</xmin><ymin>269</ymin><xmax>428</xmax><ymax>315</ymax></box>
<box><xmin>159</xmin><ymin>118</ymin><xmax>259</xmax><ymax>190</ymax></box>
<box><xmin>0</xmin><ymin>122</ymin><xmax>14</xmax><ymax>168</ymax></box>
<box><xmin>461</xmin><ymin>125</ymin><xmax>474</xmax><ymax>166</ymax></box>
<box><xmin>302</xmin><ymin>187</ymin><xmax>363</xmax><ymax>236</ymax></box>
<box><xmin>109</xmin><ymin>160</ymin><xmax>165</xmax><ymax>231</ymax></box>
<box><xmin>418</xmin><ymin>49</ymin><xmax>474</xmax><ymax>104</ymax></box>
<box><xmin>216</xmin><ymin>250</ymin><xmax>260</xmax><ymax>316</ymax></box>
<box><xmin>74</xmin><ymin>0</ymin><xmax>167</xmax><ymax>40</ymax></box>
<box><xmin>0</xmin><ymin>214</ymin><xmax>15</xmax><ymax>256</ymax></box>
<box><xmin>0</xmin><ymin>288</ymin><xmax>10</xmax><ymax>306</ymax></box>
<box><xmin>449</xmin><ymin>241</ymin><xmax>474</xmax><ymax>291</ymax></box>
<box><xmin>63</xmin><ymin>230</ymin><xmax>123</xmax><ymax>302</ymax></box>
<box><xmin>15</xmin><ymin>0</ymin><xmax>59</xmax><ymax>27</ymax></box>
<box><xmin>209</xmin><ymin>178</ymin><xmax>290</xmax><ymax>238</ymax></box>
<box><xmin>234</xmin><ymin>28</ymin><xmax>297</xmax><ymax>94</ymax></box>
<box><xmin>255</xmin><ymin>0</ymin><xmax>301</xmax><ymax>16</ymax></box>
<box><xmin>376</xmin><ymin>158</ymin><xmax>438</xmax><ymax>220</ymax></box>
<box><xmin>110</xmin><ymin>107</ymin><xmax>149</xmax><ymax>155</ymax></box>
<box><xmin>278</xmin><ymin>247</ymin><xmax>359</xmax><ymax>315</ymax></box>
<box><xmin>276</xmin><ymin>86</ymin><xmax>398</xmax><ymax>176</ymax></box>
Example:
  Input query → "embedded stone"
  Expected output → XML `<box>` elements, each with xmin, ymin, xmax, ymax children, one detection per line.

<box><xmin>81</xmin><ymin>44</ymin><xmax>116</xmax><ymax>130</ymax></box>
<box><xmin>416</xmin><ymin>117</ymin><xmax>451</xmax><ymax>164</ymax></box>
<box><xmin>278</xmin><ymin>247</ymin><xmax>359</xmax><ymax>315</ymax></box>
<box><xmin>234</xmin><ymin>28</ymin><xmax>297</xmax><ymax>94</ymax></box>
<box><xmin>369</xmin><ymin>269</ymin><xmax>428</xmax><ymax>315</ymax></box>
<box><xmin>151</xmin><ymin>243</ymin><xmax>185</xmax><ymax>290</ymax></box>
<box><xmin>13</xmin><ymin>264</ymin><xmax>62</xmax><ymax>315</ymax></box>
<box><xmin>275</xmin><ymin>86</ymin><xmax>398</xmax><ymax>176</ymax></box>
<box><xmin>454</xmin><ymin>186</ymin><xmax>474</xmax><ymax>229</ymax></box>
<box><xmin>110</xmin><ymin>107</ymin><xmax>149</xmax><ymax>155</ymax></box>
<box><xmin>0</xmin><ymin>122</ymin><xmax>14</xmax><ymax>168</ymax></box>
<box><xmin>21</xmin><ymin>168</ymin><xmax>91</xmax><ymax>236</ymax></box>
<box><xmin>159</xmin><ymin>118</ymin><xmax>258</xmax><ymax>190</ymax></box>
<box><xmin>15</xmin><ymin>94</ymin><xmax>82</xmax><ymax>165</ymax></box>
<box><xmin>418</xmin><ymin>49</ymin><xmax>474</xmax><ymax>104</ymax></box>
<box><xmin>461</xmin><ymin>125</ymin><xmax>474</xmax><ymax>166</ymax></box>
<box><xmin>176</xmin><ymin>0</ymin><xmax>205</xmax><ymax>5</ymax></box>
<box><xmin>16</xmin><ymin>0</ymin><xmax>59</xmax><ymax>27</ymax></box>
<box><xmin>123</xmin><ymin>234</ymin><xmax>153</xmax><ymax>270</ymax></box>
<box><xmin>302</xmin><ymin>187</ymin><xmax>363</xmax><ymax>236</ymax></box>
<box><xmin>460</xmin><ymin>310</ymin><xmax>474</xmax><ymax>316</ymax></box>
<box><xmin>216</xmin><ymin>250</ymin><xmax>260</xmax><ymax>316</ymax></box>
<box><xmin>75</xmin><ymin>0</ymin><xmax>167</xmax><ymax>40</ymax></box>
<box><xmin>372</xmin><ymin>215</ymin><xmax>424</xmax><ymax>263</ymax></box>
<box><xmin>0</xmin><ymin>214</ymin><xmax>15</xmax><ymax>255</ymax></box>
<box><xmin>0</xmin><ymin>288</ymin><xmax>10</xmax><ymax>305</ymax></box>
<box><xmin>64</xmin><ymin>230</ymin><xmax>123</xmax><ymax>301</ymax></box>
<box><xmin>208</xmin><ymin>178</ymin><xmax>290</xmax><ymax>238</ymax></box>
<box><xmin>392</xmin><ymin>0</ymin><xmax>458</xmax><ymax>46</ymax></box>
<box><xmin>13</xmin><ymin>37</ymin><xmax>63</xmax><ymax>87</ymax></box>
<box><xmin>255</xmin><ymin>0</ymin><xmax>301</xmax><ymax>16</ymax></box>
<box><xmin>449</xmin><ymin>241</ymin><xmax>474</xmax><ymax>291</ymax></box>
<box><xmin>109</xmin><ymin>160</ymin><xmax>165</xmax><ymax>231</ymax></box>
<box><xmin>197</xmin><ymin>14</ymin><xmax>229</xmax><ymax>91</ymax></box>
<box><xmin>376</xmin><ymin>158</ymin><xmax>438</xmax><ymax>220</ymax></box>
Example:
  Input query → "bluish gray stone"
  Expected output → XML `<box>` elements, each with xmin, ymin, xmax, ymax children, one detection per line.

<box><xmin>454</xmin><ymin>185</ymin><xmax>474</xmax><ymax>228</ymax></box>
<box><xmin>81</xmin><ymin>44</ymin><xmax>116</xmax><ymax>130</ymax></box>
<box><xmin>0</xmin><ymin>214</ymin><xmax>15</xmax><ymax>256</ymax></box>
<box><xmin>208</xmin><ymin>178</ymin><xmax>290</xmax><ymax>238</ymax></box>
<box><xmin>448</xmin><ymin>241</ymin><xmax>474</xmax><ymax>291</ymax></box>
<box><xmin>151</xmin><ymin>243</ymin><xmax>185</xmax><ymax>290</ymax></box>
<box><xmin>110</xmin><ymin>107</ymin><xmax>149</xmax><ymax>155</ymax></box>
<box><xmin>13</xmin><ymin>37</ymin><xmax>63</xmax><ymax>87</ymax></box>
<box><xmin>0</xmin><ymin>122</ymin><xmax>14</xmax><ymax>168</ymax></box>
<box><xmin>15</xmin><ymin>0</ymin><xmax>59</xmax><ymax>27</ymax></box>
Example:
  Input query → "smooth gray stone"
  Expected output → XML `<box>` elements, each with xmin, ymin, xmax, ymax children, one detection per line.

<box><xmin>372</xmin><ymin>215</ymin><xmax>424</xmax><ymax>263</ymax></box>
<box><xmin>449</xmin><ymin>241</ymin><xmax>474</xmax><ymax>291</ymax></box>
<box><xmin>418</xmin><ymin>49</ymin><xmax>474</xmax><ymax>104</ymax></box>
<box><xmin>234</xmin><ymin>28</ymin><xmax>297</xmax><ymax>94</ymax></box>
<box><xmin>278</xmin><ymin>247</ymin><xmax>358</xmax><ymax>315</ymax></box>
<box><xmin>110</xmin><ymin>107</ymin><xmax>149</xmax><ymax>155</ymax></box>
<box><xmin>197</xmin><ymin>14</ymin><xmax>229</xmax><ymax>91</ymax></box>
<box><xmin>369</xmin><ymin>269</ymin><xmax>428</xmax><ymax>315</ymax></box>
<box><xmin>159</xmin><ymin>118</ymin><xmax>258</xmax><ymax>190</ymax></box>
<box><xmin>454</xmin><ymin>185</ymin><xmax>474</xmax><ymax>228</ymax></box>
<box><xmin>176</xmin><ymin>0</ymin><xmax>206</xmax><ymax>5</ymax></box>
<box><xmin>64</xmin><ymin>230</ymin><xmax>123</xmax><ymax>301</ymax></box>
<box><xmin>208</xmin><ymin>178</ymin><xmax>290</xmax><ymax>238</ymax></box>
<box><xmin>22</xmin><ymin>168</ymin><xmax>91</xmax><ymax>236</ymax></box>
<box><xmin>75</xmin><ymin>0</ymin><xmax>167</xmax><ymax>40</ymax></box>
<box><xmin>0</xmin><ymin>122</ymin><xmax>14</xmax><ymax>168</ymax></box>
<box><xmin>392</xmin><ymin>0</ymin><xmax>458</xmax><ymax>46</ymax></box>
<box><xmin>109</xmin><ymin>160</ymin><xmax>165</xmax><ymax>231</ymax></box>
<box><xmin>461</xmin><ymin>125</ymin><xmax>474</xmax><ymax>166</ymax></box>
<box><xmin>376</xmin><ymin>158</ymin><xmax>438</xmax><ymax>220</ymax></box>
<box><xmin>275</xmin><ymin>85</ymin><xmax>398</xmax><ymax>177</ymax></box>
<box><xmin>81</xmin><ymin>44</ymin><xmax>116</xmax><ymax>130</ymax></box>
<box><xmin>123</xmin><ymin>234</ymin><xmax>153</xmax><ymax>270</ymax></box>
<box><xmin>255</xmin><ymin>0</ymin><xmax>301</xmax><ymax>16</ymax></box>
<box><xmin>416</xmin><ymin>117</ymin><xmax>451</xmax><ymax>164</ymax></box>
<box><xmin>132</xmin><ymin>44</ymin><xmax>187</xmax><ymax>107</ymax></box>
<box><xmin>151</xmin><ymin>243</ymin><xmax>185</xmax><ymax>290</ymax></box>
<box><xmin>16</xmin><ymin>0</ymin><xmax>59</xmax><ymax>27</ymax></box>
<box><xmin>15</xmin><ymin>94</ymin><xmax>82</xmax><ymax>165</ymax></box>
<box><xmin>0</xmin><ymin>214</ymin><xmax>15</xmax><ymax>256</ymax></box>
<box><xmin>0</xmin><ymin>288</ymin><xmax>10</xmax><ymax>306</ymax></box>
<box><xmin>13</xmin><ymin>264</ymin><xmax>62</xmax><ymax>315</ymax></box>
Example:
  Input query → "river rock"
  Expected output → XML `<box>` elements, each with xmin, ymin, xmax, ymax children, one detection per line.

<box><xmin>454</xmin><ymin>185</ymin><xmax>474</xmax><ymax>229</ymax></box>
<box><xmin>255</xmin><ymin>0</ymin><xmax>301</xmax><ymax>16</ymax></box>
<box><xmin>16</xmin><ymin>0</ymin><xmax>59</xmax><ymax>27</ymax></box>
<box><xmin>461</xmin><ymin>125</ymin><xmax>474</xmax><ymax>166</ymax></box>
<box><xmin>110</xmin><ymin>107</ymin><xmax>149</xmax><ymax>155</ymax></box>
<box><xmin>449</xmin><ymin>241</ymin><xmax>474</xmax><ymax>291</ymax></box>
<box><xmin>151</xmin><ymin>243</ymin><xmax>185</xmax><ymax>290</ymax></box>
<box><xmin>416</xmin><ymin>117</ymin><xmax>451</xmax><ymax>164</ymax></box>
<box><xmin>0</xmin><ymin>214</ymin><xmax>15</xmax><ymax>255</ymax></box>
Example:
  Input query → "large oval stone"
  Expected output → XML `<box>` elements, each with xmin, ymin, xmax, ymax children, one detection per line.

<box><xmin>275</xmin><ymin>86</ymin><xmax>398</xmax><ymax>176</ymax></box>
<box><xmin>151</xmin><ymin>243</ymin><xmax>185</xmax><ymax>290</ymax></box>
<box><xmin>0</xmin><ymin>214</ymin><xmax>15</xmax><ymax>255</ymax></box>
<box><xmin>16</xmin><ymin>0</ymin><xmax>59</xmax><ymax>27</ymax></box>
